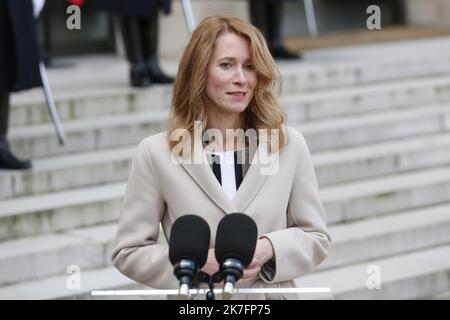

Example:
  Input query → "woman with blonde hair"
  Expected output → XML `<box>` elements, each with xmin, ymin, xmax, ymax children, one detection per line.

<box><xmin>112</xmin><ymin>15</ymin><xmax>330</xmax><ymax>300</ymax></box>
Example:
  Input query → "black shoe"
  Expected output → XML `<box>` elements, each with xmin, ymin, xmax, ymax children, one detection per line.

<box><xmin>130</xmin><ymin>63</ymin><xmax>152</xmax><ymax>88</ymax></box>
<box><xmin>270</xmin><ymin>44</ymin><xmax>301</xmax><ymax>60</ymax></box>
<box><xmin>0</xmin><ymin>147</ymin><xmax>32</xmax><ymax>170</ymax></box>
<box><xmin>148</xmin><ymin>70</ymin><xmax>174</xmax><ymax>84</ymax></box>
<box><xmin>146</xmin><ymin>57</ymin><xmax>174</xmax><ymax>84</ymax></box>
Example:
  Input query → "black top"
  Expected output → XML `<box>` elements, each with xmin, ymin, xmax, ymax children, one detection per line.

<box><xmin>210</xmin><ymin>150</ymin><xmax>244</xmax><ymax>191</ymax></box>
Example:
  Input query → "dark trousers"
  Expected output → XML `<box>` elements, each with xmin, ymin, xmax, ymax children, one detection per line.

<box><xmin>0</xmin><ymin>92</ymin><xmax>31</xmax><ymax>169</ymax></box>
<box><xmin>248</xmin><ymin>0</ymin><xmax>284</xmax><ymax>48</ymax></box>
<box><xmin>0</xmin><ymin>94</ymin><xmax>9</xmax><ymax>145</ymax></box>
<box><xmin>119</xmin><ymin>15</ymin><xmax>158</xmax><ymax>65</ymax></box>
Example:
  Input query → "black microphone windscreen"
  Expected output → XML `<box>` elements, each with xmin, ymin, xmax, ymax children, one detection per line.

<box><xmin>215</xmin><ymin>213</ymin><xmax>258</xmax><ymax>267</ymax></box>
<box><xmin>169</xmin><ymin>215</ymin><xmax>210</xmax><ymax>268</ymax></box>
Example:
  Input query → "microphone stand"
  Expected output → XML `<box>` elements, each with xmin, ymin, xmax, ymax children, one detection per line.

<box><xmin>196</xmin><ymin>272</ymin><xmax>222</xmax><ymax>300</ymax></box>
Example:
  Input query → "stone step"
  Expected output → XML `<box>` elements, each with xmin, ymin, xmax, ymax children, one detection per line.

<box><xmin>431</xmin><ymin>291</ymin><xmax>450</xmax><ymax>300</ymax></box>
<box><xmin>321</xmin><ymin>203</ymin><xmax>450</xmax><ymax>270</ymax></box>
<box><xmin>297</xmin><ymin>103</ymin><xmax>450</xmax><ymax>152</ymax></box>
<box><xmin>2</xmin><ymin>202</ymin><xmax>449</xmax><ymax>288</ymax></box>
<box><xmin>2</xmin><ymin>130</ymin><xmax>450</xmax><ymax>200</ymax></box>
<box><xmin>9</xmin><ymin>109</ymin><xmax>168</xmax><ymax>159</ymax></box>
<box><xmin>322</xmin><ymin>166</ymin><xmax>450</xmax><ymax>225</ymax></box>
<box><xmin>283</xmin><ymin>74</ymin><xmax>450</xmax><ymax>122</ymax></box>
<box><xmin>0</xmin><ymin>231</ymin><xmax>107</xmax><ymax>286</ymax></box>
<box><xmin>0</xmin><ymin>222</ymin><xmax>169</xmax><ymax>288</ymax></box>
<box><xmin>8</xmin><ymin>101</ymin><xmax>450</xmax><ymax>159</ymax></box>
<box><xmin>0</xmin><ymin>223</ymin><xmax>119</xmax><ymax>287</ymax></box>
<box><xmin>314</xmin><ymin>131</ymin><xmax>450</xmax><ymax>186</ymax></box>
<box><xmin>2</xmin><ymin>165</ymin><xmax>450</xmax><ymax>241</ymax></box>
<box><xmin>0</xmin><ymin>146</ymin><xmax>134</xmax><ymax>199</ymax></box>
<box><xmin>10</xmin><ymin>72</ymin><xmax>450</xmax><ymax>127</ymax></box>
<box><xmin>0</xmin><ymin>265</ymin><xmax>145</xmax><ymax>300</ymax></box>
<box><xmin>298</xmin><ymin>244</ymin><xmax>450</xmax><ymax>299</ymax></box>
<box><xmin>0</xmin><ymin>183</ymin><xmax>124</xmax><ymax>241</ymax></box>
<box><xmin>9</xmin><ymin>86</ymin><xmax>172</xmax><ymax>127</ymax></box>
<box><xmin>283</xmin><ymin>36</ymin><xmax>450</xmax><ymax>93</ymax></box>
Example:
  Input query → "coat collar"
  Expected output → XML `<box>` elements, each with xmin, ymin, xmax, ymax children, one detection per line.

<box><xmin>176</xmin><ymin>138</ymin><xmax>280</xmax><ymax>214</ymax></box>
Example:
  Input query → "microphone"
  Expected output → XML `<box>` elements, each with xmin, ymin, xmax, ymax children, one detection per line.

<box><xmin>169</xmin><ymin>215</ymin><xmax>210</xmax><ymax>299</ymax></box>
<box><xmin>215</xmin><ymin>213</ymin><xmax>258</xmax><ymax>300</ymax></box>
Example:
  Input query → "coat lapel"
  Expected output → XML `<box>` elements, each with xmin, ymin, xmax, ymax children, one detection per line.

<box><xmin>233</xmin><ymin>142</ymin><xmax>279</xmax><ymax>212</ymax></box>
<box><xmin>178</xmin><ymin>142</ymin><xmax>237</xmax><ymax>214</ymax></box>
<box><xmin>177</xmin><ymin>138</ymin><xmax>280</xmax><ymax>214</ymax></box>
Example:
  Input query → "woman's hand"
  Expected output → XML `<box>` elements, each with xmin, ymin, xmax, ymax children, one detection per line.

<box><xmin>200</xmin><ymin>248</ymin><xmax>220</xmax><ymax>275</ymax></box>
<box><xmin>236</xmin><ymin>237</ymin><xmax>274</xmax><ymax>286</ymax></box>
<box><xmin>201</xmin><ymin>238</ymin><xmax>274</xmax><ymax>286</ymax></box>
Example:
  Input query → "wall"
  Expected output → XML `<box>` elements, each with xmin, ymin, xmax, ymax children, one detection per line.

<box><xmin>159</xmin><ymin>0</ymin><xmax>249</xmax><ymax>60</ymax></box>
<box><xmin>405</xmin><ymin>0</ymin><xmax>450</xmax><ymax>27</ymax></box>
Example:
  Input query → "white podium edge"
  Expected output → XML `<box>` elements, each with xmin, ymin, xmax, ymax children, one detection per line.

<box><xmin>91</xmin><ymin>287</ymin><xmax>332</xmax><ymax>296</ymax></box>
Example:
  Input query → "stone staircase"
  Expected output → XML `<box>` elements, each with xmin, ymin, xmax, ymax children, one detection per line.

<box><xmin>1</xmin><ymin>36</ymin><xmax>450</xmax><ymax>299</ymax></box>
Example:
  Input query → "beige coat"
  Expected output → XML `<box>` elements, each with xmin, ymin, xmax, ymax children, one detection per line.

<box><xmin>111</xmin><ymin>126</ymin><xmax>331</xmax><ymax>299</ymax></box>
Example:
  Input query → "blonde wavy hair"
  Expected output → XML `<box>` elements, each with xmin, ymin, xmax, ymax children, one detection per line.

<box><xmin>166</xmin><ymin>15</ymin><xmax>287</xmax><ymax>154</ymax></box>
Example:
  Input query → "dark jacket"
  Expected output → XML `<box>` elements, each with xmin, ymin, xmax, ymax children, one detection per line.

<box><xmin>0</xmin><ymin>0</ymin><xmax>41</xmax><ymax>94</ymax></box>
<box><xmin>90</xmin><ymin>0</ymin><xmax>171</xmax><ymax>18</ymax></box>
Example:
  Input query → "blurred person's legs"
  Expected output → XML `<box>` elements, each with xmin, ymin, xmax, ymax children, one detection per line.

<box><xmin>0</xmin><ymin>94</ymin><xmax>31</xmax><ymax>170</ymax></box>
<box><xmin>0</xmin><ymin>0</ymin><xmax>39</xmax><ymax>170</ymax></box>
<box><xmin>248</xmin><ymin>1</ymin><xmax>268</xmax><ymax>36</ymax></box>
<box><xmin>120</xmin><ymin>15</ymin><xmax>151</xmax><ymax>87</ymax></box>
<box><xmin>249</xmin><ymin>0</ymin><xmax>300</xmax><ymax>60</ymax></box>
<box><xmin>120</xmin><ymin>14</ymin><xmax>173</xmax><ymax>87</ymax></box>
<box><xmin>139</xmin><ymin>16</ymin><xmax>173</xmax><ymax>84</ymax></box>
<box><xmin>92</xmin><ymin>0</ymin><xmax>173</xmax><ymax>86</ymax></box>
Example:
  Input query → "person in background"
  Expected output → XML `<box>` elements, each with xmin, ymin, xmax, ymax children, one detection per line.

<box><xmin>91</xmin><ymin>0</ymin><xmax>174</xmax><ymax>87</ymax></box>
<box><xmin>0</xmin><ymin>0</ymin><xmax>45</xmax><ymax>170</ymax></box>
<box><xmin>248</xmin><ymin>0</ymin><xmax>300</xmax><ymax>60</ymax></box>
